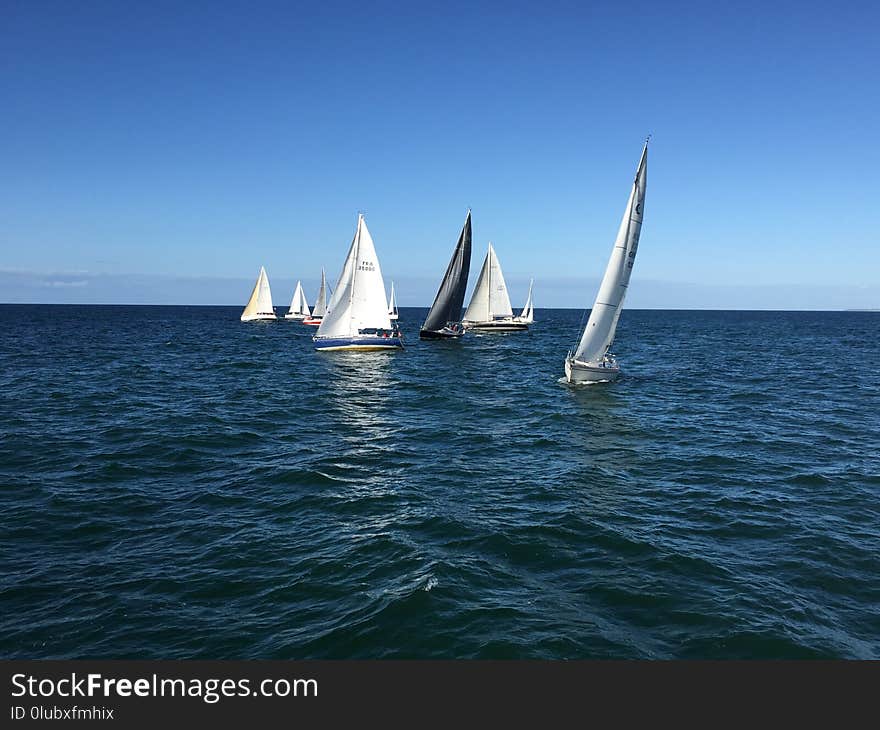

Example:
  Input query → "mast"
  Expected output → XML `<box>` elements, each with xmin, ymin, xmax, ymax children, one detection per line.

<box><xmin>487</xmin><ymin>243</ymin><xmax>493</xmax><ymax>318</ymax></box>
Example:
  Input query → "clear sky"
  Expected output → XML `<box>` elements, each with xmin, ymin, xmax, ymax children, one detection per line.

<box><xmin>2</xmin><ymin>0</ymin><xmax>878</xmax><ymax>308</ymax></box>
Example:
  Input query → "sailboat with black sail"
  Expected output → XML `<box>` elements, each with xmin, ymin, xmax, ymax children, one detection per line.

<box><xmin>314</xmin><ymin>214</ymin><xmax>403</xmax><ymax>351</ymax></box>
<box><xmin>420</xmin><ymin>210</ymin><xmax>472</xmax><ymax>339</ymax></box>
<box><xmin>564</xmin><ymin>140</ymin><xmax>648</xmax><ymax>383</ymax></box>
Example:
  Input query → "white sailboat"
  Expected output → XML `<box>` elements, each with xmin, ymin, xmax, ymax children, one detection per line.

<box><xmin>240</xmin><ymin>266</ymin><xmax>277</xmax><ymax>322</ymax></box>
<box><xmin>462</xmin><ymin>242</ymin><xmax>527</xmax><ymax>332</ymax></box>
<box><xmin>515</xmin><ymin>278</ymin><xmax>535</xmax><ymax>324</ymax></box>
<box><xmin>303</xmin><ymin>268</ymin><xmax>329</xmax><ymax>326</ymax></box>
<box><xmin>387</xmin><ymin>281</ymin><xmax>399</xmax><ymax>320</ymax></box>
<box><xmin>314</xmin><ymin>214</ymin><xmax>403</xmax><ymax>351</ymax></box>
<box><xmin>564</xmin><ymin>141</ymin><xmax>648</xmax><ymax>384</ymax></box>
<box><xmin>284</xmin><ymin>280</ymin><xmax>311</xmax><ymax>320</ymax></box>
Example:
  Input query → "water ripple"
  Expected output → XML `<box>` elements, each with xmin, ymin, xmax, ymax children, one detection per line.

<box><xmin>0</xmin><ymin>305</ymin><xmax>878</xmax><ymax>658</ymax></box>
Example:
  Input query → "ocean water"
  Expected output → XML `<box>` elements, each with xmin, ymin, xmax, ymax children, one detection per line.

<box><xmin>1</xmin><ymin>305</ymin><xmax>878</xmax><ymax>659</ymax></box>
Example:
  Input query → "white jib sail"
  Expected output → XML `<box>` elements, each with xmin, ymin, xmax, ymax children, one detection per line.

<box><xmin>312</xmin><ymin>269</ymin><xmax>328</xmax><ymax>318</ymax></box>
<box><xmin>316</xmin><ymin>215</ymin><xmax>392</xmax><ymax>338</ymax></box>
<box><xmin>387</xmin><ymin>281</ymin><xmax>397</xmax><ymax>316</ymax></box>
<box><xmin>487</xmin><ymin>243</ymin><xmax>513</xmax><ymax>318</ymax></box>
<box><xmin>287</xmin><ymin>281</ymin><xmax>310</xmax><ymax>316</ymax></box>
<box><xmin>520</xmin><ymin>279</ymin><xmax>534</xmax><ymax>322</ymax></box>
<box><xmin>574</xmin><ymin>143</ymin><xmax>647</xmax><ymax>363</ymax></box>
<box><xmin>463</xmin><ymin>248</ymin><xmax>491</xmax><ymax>322</ymax></box>
<box><xmin>463</xmin><ymin>243</ymin><xmax>513</xmax><ymax>322</ymax></box>
<box><xmin>241</xmin><ymin>266</ymin><xmax>276</xmax><ymax>320</ymax></box>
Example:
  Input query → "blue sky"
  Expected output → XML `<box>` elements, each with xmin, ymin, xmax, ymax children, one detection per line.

<box><xmin>1</xmin><ymin>1</ymin><xmax>878</xmax><ymax>308</ymax></box>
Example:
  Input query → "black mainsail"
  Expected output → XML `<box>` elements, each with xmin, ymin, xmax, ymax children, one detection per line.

<box><xmin>420</xmin><ymin>210</ymin><xmax>472</xmax><ymax>337</ymax></box>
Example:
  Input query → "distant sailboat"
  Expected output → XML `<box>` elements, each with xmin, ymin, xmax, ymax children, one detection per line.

<box><xmin>314</xmin><ymin>215</ymin><xmax>403</xmax><ymax>351</ymax></box>
<box><xmin>462</xmin><ymin>243</ymin><xmax>527</xmax><ymax>332</ymax></box>
<box><xmin>420</xmin><ymin>209</ymin><xmax>472</xmax><ymax>339</ymax></box>
<box><xmin>284</xmin><ymin>280</ymin><xmax>310</xmax><ymax>320</ymax></box>
<box><xmin>240</xmin><ymin>266</ymin><xmax>277</xmax><ymax>322</ymax></box>
<box><xmin>515</xmin><ymin>278</ymin><xmax>535</xmax><ymax>324</ymax></box>
<box><xmin>387</xmin><ymin>281</ymin><xmax>399</xmax><ymax>320</ymax></box>
<box><xmin>303</xmin><ymin>268</ymin><xmax>329</xmax><ymax>326</ymax></box>
<box><xmin>564</xmin><ymin>141</ymin><xmax>648</xmax><ymax>384</ymax></box>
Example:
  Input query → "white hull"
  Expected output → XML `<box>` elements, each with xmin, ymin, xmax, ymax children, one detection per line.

<box><xmin>463</xmin><ymin>318</ymin><xmax>528</xmax><ymax>332</ymax></box>
<box><xmin>241</xmin><ymin>313</ymin><xmax>277</xmax><ymax>322</ymax></box>
<box><xmin>564</xmin><ymin>357</ymin><xmax>620</xmax><ymax>383</ymax></box>
<box><xmin>284</xmin><ymin>312</ymin><xmax>308</xmax><ymax>320</ymax></box>
<box><xmin>389</xmin><ymin>313</ymin><xmax>399</xmax><ymax>320</ymax></box>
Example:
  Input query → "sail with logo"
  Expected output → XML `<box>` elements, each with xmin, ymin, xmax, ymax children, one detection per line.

<box><xmin>240</xmin><ymin>266</ymin><xmax>277</xmax><ymax>322</ymax></box>
<box><xmin>564</xmin><ymin>140</ymin><xmax>648</xmax><ymax>383</ymax></box>
<box><xmin>314</xmin><ymin>215</ymin><xmax>403</xmax><ymax>351</ymax></box>
<box><xmin>420</xmin><ymin>210</ymin><xmax>472</xmax><ymax>339</ymax></box>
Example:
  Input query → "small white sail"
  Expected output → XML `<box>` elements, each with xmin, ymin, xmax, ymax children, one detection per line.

<box><xmin>240</xmin><ymin>266</ymin><xmax>277</xmax><ymax>321</ymax></box>
<box><xmin>517</xmin><ymin>279</ymin><xmax>534</xmax><ymax>323</ymax></box>
<box><xmin>463</xmin><ymin>243</ymin><xmax>513</xmax><ymax>323</ymax></box>
<box><xmin>309</xmin><ymin>269</ymin><xmax>328</xmax><ymax>319</ymax></box>
<box><xmin>571</xmin><ymin>142</ymin><xmax>647</xmax><ymax>367</ymax></box>
<box><xmin>316</xmin><ymin>215</ymin><xmax>392</xmax><ymax>339</ymax></box>
<box><xmin>387</xmin><ymin>281</ymin><xmax>399</xmax><ymax>320</ymax></box>
<box><xmin>285</xmin><ymin>280</ymin><xmax>310</xmax><ymax>319</ymax></box>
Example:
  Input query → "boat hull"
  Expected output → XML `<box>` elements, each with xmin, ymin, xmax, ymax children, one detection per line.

<box><xmin>241</xmin><ymin>313</ymin><xmax>277</xmax><ymax>322</ymax></box>
<box><xmin>564</xmin><ymin>357</ymin><xmax>620</xmax><ymax>383</ymax></box>
<box><xmin>419</xmin><ymin>327</ymin><xmax>464</xmax><ymax>340</ymax></box>
<box><xmin>284</xmin><ymin>313</ymin><xmax>308</xmax><ymax>320</ymax></box>
<box><xmin>313</xmin><ymin>336</ymin><xmax>404</xmax><ymax>352</ymax></box>
<box><xmin>302</xmin><ymin>317</ymin><xmax>323</xmax><ymax>326</ymax></box>
<box><xmin>464</xmin><ymin>319</ymin><xmax>528</xmax><ymax>332</ymax></box>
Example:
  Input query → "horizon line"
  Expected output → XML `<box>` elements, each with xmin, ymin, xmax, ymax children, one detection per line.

<box><xmin>2</xmin><ymin>303</ymin><xmax>877</xmax><ymax>313</ymax></box>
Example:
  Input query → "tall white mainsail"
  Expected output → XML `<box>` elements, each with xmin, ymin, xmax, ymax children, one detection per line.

<box><xmin>572</xmin><ymin>142</ymin><xmax>647</xmax><ymax>365</ymax></box>
<box><xmin>240</xmin><ymin>266</ymin><xmax>277</xmax><ymax>321</ymax></box>
<box><xmin>285</xmin><ymin>280</ymin><xmax>310</xmax><ymax>319</ymax></box>
<box><xmin>316</xmin><ymin>215</ymin><xmax>392</xmax><ymax>339</ymax></box>
<box><xmin>463</xmin><ymin>243</ymin><xmax>513</xmax><ymax>322</ymax></box>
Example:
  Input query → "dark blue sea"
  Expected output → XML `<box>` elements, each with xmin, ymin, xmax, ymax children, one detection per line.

<box><xmin>1</xmin><ymin>305</ymin><xmax>878</xmax><ymax>659</ymax></box>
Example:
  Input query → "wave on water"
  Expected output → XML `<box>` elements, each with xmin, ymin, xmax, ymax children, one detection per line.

<box><xmin>1</xmin><ymin>306</ymin><xmax>878</xmax><ymax>659</ymax></box>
